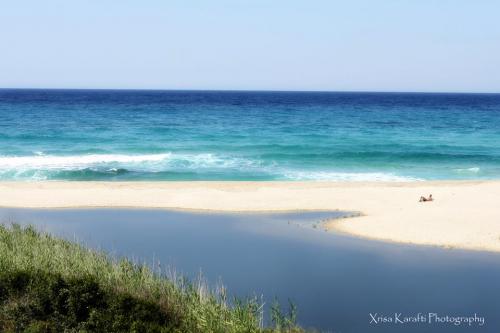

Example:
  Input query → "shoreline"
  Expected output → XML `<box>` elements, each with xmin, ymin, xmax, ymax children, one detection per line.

<box><xmin>1</xmin><ymin>180</ymin><xmax>500</xmax><ymax>253</ymax></box>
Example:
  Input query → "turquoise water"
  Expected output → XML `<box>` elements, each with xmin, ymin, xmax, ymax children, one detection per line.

<box><xmin>1</xmin><ymin>89</ymin><xmax>500</xmax><ymax>181</ymax></box>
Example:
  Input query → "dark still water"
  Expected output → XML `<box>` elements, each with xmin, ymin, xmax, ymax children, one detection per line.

<box><xmin>1</xmin><ymin>208</ymin><xmax>499</xmax><ymax>333</ymax></box>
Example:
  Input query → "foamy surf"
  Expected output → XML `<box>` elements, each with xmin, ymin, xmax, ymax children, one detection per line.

<box><xmin>282</xmin><ymin>171</ymin><xmax>422</xmax><ymax>182</ymax></box>
<box><xmin>455</xmin><ymin>167</ymin><xmax>480</xmax><ymax>173</ymax></box>
<box><xmin>0</xmin><ymin>152</ymin><xmax>265</xmax><ymax>180</ymax></box>
<box><xmin>0</xmin><ymin>153</ymin><xmax>172</xmax><ymax>169</ymax></box>
<box><xmin>0</xmin><ymin>153</ymin><xmax>421</xmax><ymax>181</ymax></box>
<box><xmin>0</xmin><ymin>153</ymin><xmax>480</xmax><ymax>182</ymax></box>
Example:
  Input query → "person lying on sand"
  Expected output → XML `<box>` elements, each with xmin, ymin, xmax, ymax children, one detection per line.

<box><xmin>419</xmin><ymin>194</ymin><xmax>433</xmax><ymax>202</ymax></box>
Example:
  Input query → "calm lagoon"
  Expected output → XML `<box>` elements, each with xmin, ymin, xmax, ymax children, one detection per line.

<box><xmin>1</xmin><ymin>208</ymin><xmax>499</xmax><ymax>332</ymax></box>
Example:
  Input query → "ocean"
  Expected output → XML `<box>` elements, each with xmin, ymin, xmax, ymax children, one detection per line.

<box><xmin>1</xmin><ymin>89</ymin><xmax>499</xmax><ymax>181</ymax></box>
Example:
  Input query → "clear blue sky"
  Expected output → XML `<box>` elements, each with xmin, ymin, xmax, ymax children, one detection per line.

<box><xmin>1</xmin><ymin>0</ymin><xmax>499</xmax><ymax>92</ymax></box>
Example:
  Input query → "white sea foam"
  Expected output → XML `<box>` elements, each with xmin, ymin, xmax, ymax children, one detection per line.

<box><xmin>454</xmin><ymin>167</ymin><xmax>480</xmax><ymax>173</ymax></box>
<box><xmin>282</xmin><ymin>171</ymin><xmax>422</xmax><ymax>182</ymax></box>
<box><xmin>0</xmin><ymin>153</ymin><xmax>172</xmax><ymax>169</ymax></box>
<box><xmin>167</xmin><ymin>153</ymin><xmax>256</xmax><ymax>169</ymax></box>
<box><xmin>0</xmin><ymin>153</ymin><xmax>422</xmax><ymax>181</ymax></box>
<box><xmin>0</xmin><ymin>152</ymin><xmax>259</xmax><ymax>172</ymax></box>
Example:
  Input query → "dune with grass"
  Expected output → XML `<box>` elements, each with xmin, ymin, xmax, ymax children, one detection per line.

<box><xmin>0</xmin><ymin>224</ymin><xmax>304</xmax><ymax>332</ymax></box>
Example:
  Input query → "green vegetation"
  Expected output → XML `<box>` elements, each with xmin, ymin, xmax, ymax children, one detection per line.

<box><xmin>0</xmin><ymin>224</ymin><xmax>307</xmax><ymax>333</ymax></box>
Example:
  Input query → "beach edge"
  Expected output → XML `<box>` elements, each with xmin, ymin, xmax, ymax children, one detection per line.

<box><xmin>1</xmin><ymin>180</ymin><xmax>500</xmax><ymax>253</ymax></box>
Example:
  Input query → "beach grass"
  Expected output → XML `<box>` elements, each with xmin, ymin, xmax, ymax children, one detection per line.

<box><xmin>0</xmin><ymin>224</ymin><xmax>306</xmax><ymax>333</ymax></box>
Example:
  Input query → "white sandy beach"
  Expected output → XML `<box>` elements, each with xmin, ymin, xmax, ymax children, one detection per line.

<box><xmin>1</xmin><ymin>181</ymin><xmax>499</xmax><ymax>252</ymax></box>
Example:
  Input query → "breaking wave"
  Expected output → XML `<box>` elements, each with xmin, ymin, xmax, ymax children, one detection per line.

<box><xmin>0</xmin><ymin>153</ymin><xmax>423</xmax><ymax>181</ymax></box>
<box><xmin>0</xmin><ymin>153</ymin><xmax>172</xmax><ymax>169</ymax></box>
<box><xmin>454</xmin><ymin>167</ymin><xmax>480</xmax><ymax>173</ymax></box>
<box><xmin>0</xmin><ymin>152</ymin><xmax>262</xmax><ymax>180</ymax></box>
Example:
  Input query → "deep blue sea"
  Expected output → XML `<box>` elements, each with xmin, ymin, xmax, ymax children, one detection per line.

<box><xmin>1</xmin><ymin>89</ymin><xmax>500</xmax><ymax>181</ymax></box>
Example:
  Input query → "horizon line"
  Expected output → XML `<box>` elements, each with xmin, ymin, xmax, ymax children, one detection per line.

<box><xmin>0</xmin><ymin>87</ymin><xmax>499</xmax><ymax>95</ymax></box>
